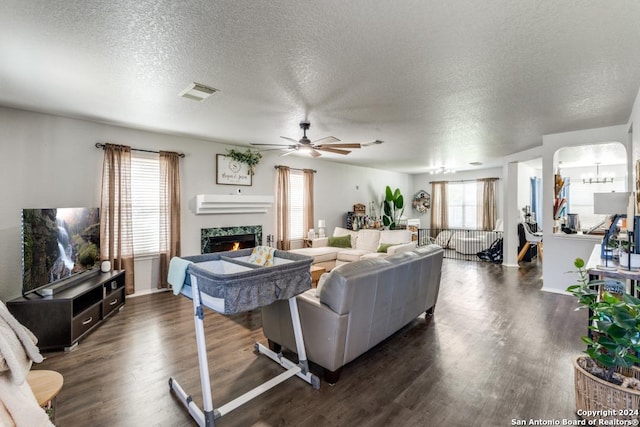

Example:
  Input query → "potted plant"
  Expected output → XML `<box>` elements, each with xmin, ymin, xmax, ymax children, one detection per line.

<box><xmin>382</xmin><ymin>186</ymin><xmax>404</xmax><ymax>230</ymax></box>
<box><xmin>225</xmin><ymin>148</ymin><xmax>262</xmax><ymax>175</ymax></box>
<box><xmin>566</xmin><ymin>257</ymin><xmax>640</xmax><ymax>420</ymax></box>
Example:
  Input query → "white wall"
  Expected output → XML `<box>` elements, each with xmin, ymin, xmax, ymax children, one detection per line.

<box><xmin>411</xmin><ymin>167</ymin><xmax>504</xmax><ymax>229</ymax></box>
<box><xmin>501</xmin><ymin>147</ymin><xmax>543</xmax><ymax>267</ymax></box>
<box><xmin>541</xmin><ymin>125</ymin><xmax>630</xmax><ymax>294</ymax></box>
<box><xmin>628</xmin><ymin>87</ymin><xmax>640</xmax><ymax>191</ymax></box>
<box><xmin>516</xmin><ymin>162</ymin><xmax>535</xmax><ymax>215</ymax></box>
<box><xmin>0</xmin><ymin>107</ymin><xmax>411</xmax><ymax>301</ymax></box>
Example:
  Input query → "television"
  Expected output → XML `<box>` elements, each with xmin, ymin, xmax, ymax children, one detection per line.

<box><xmin>21</xmin><ymin>208</ymin><xmax>101</xmax><ymax>296</ymax></box>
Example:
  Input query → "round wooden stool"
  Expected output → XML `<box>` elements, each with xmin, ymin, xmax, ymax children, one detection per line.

<box><xmin>26</xmin><ymin>370</ymin><xmax>64</xmax><ymax>422</ymax></box>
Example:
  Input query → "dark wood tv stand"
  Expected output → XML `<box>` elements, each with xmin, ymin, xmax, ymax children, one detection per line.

<box><xmin>7</xmin><ymin>270</ymin><xmax>126</xmax><ymax>351</ymax></box>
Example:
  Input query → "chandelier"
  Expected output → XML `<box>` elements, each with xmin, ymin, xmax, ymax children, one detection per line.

<box><xmin>429</xmin><ymin>166</ymin><xmax>456</xmax><ymax>175</ymax></box>
<box><xmin>582</xmin><ymin>163</ymin><xmax>614</xmax><ymax>184</ymax></box>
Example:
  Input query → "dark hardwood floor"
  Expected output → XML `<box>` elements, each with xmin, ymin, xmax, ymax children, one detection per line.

<box><xmin>37</xmin><ymin>259</ymin><xmax>585</xmax><ymax>426</ymax></box>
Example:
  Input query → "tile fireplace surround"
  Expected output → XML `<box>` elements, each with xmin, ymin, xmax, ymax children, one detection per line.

<box><xmin>201</xmin><ymin>225</ymin><xmax>263</xmax><ymax>254</ymax></box>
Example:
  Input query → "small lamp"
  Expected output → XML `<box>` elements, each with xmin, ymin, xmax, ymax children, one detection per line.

<box><xmin>318</xmin><ymin>219</ymin><xmax>326</xmax><ymax>238</ymax></box>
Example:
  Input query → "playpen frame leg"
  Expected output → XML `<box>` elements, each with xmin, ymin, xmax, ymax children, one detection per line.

<box><xmin>169</xmin><ymin>275</ymin><xmax>319</xmax><ymax>427</ymax></box>
<box><xmin>255</xmin><ymin>297</ymin><xmax>320</xmax><ymax>389</ymax></box>
<box><xmin>169</xmin><ymin>275</ymin><xmax>216</xmax><ymax>426</ymax></box>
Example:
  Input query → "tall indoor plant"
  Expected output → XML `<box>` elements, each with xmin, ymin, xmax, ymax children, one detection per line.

<box><xmin>566</xmin><ymin>257</ymin><xmax>640</xmax><ymax>419</ymax></box>
<box><xmin>382</xmin><ymin>186</ymin><xmax>404</xmax><ymax>229</ymax></box>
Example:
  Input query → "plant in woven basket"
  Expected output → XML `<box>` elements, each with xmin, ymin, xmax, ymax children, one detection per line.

<box><xmin>566</xmin><ymin>257</ymin><xmax>640</xmax><ymax>384</ymax></box>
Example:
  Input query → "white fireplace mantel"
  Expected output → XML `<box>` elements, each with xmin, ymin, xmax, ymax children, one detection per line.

<box><xmin>194</xmin><ymin>194</ymin><xmax>274</xmax><ymax>214</ymax></box>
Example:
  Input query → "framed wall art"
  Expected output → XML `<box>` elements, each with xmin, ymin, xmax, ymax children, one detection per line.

<box><xmin>216</xmin><ymin>154</ymin><xmax>252</xmax><ymax>186</ymax></box>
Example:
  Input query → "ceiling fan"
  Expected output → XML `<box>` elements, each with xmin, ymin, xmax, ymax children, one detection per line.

<box><xmin>251</xmin><ymin>121</ymin><xmax>381</xmax><ymax>158</ymax></box>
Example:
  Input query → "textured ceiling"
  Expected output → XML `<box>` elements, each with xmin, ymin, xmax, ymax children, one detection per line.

<box><xmin>1</xmin><ymin>1</ymin><xmax>640</xmax><ymax>173</ymax></box>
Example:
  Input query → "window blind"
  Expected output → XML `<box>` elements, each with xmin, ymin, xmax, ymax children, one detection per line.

<box><xmin>448</xmin><ymin>181</ymin><xmax>478</xmax><ymax>229</ymax></box>
<box><xmin>289</xmin><ymin>170</ymin><xmax>304</xmax><ymax>240</ymax></box>
<box><xmin>130</xmin><ymin>152</ymin><xmax>160</xmax><ymax>255</ymax></box>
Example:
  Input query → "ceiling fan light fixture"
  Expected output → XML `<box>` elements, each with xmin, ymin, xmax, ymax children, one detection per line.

<box><xmin>179</xmin><ymin>82</ymin><xmax>219</xmax><ymax>101</ymax></box>
<box><xmin>250</xmin><ymin>120</ymin><xmax>371</xmax><ymax>159</ymax></box>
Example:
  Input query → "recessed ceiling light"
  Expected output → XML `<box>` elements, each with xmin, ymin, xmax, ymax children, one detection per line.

<box><xmin>179</xmin><ymin>82</ymin><xmax>219</xmax><ymax>101</ymax></box>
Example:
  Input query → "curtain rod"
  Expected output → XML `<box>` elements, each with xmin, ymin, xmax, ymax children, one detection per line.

<box><xmin>95</xmin><ymin>142</ymin><xmax>185</xmax><ymax>158</ymax></box>
<box><xmin>274</xmin><ymin>165</ymin><xmax>317</xmax><ymax>173</ymax></box>
<box><xmin>430</xmin><ymin>177</ymin><xmax>499</xmax><ymax>184</ymax></box>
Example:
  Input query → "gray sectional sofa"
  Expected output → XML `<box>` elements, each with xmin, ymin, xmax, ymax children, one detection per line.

<box><xmin>261</xmin><ymin>244</ymin><xmax>444</xmax><ymax>383</ymax></box>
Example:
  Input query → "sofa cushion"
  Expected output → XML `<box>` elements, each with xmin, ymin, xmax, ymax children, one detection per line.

<box><xmin>315</xmin><ymin>263</ymin><xmax>346</xmax><ymax>297</ymax></box>
<box><xmin>360</xmin><ymin>252</ymin><xmax>387</xmax><ymax>260</ymax></box>
<box><xmin>336</xmin><ymin>249</ymin><xmax>370</xmax><ymax>262</ymax></box>
<box><xmin>328</xmin><ymin>235</ymin><xmax>352</xmax><ymax>248</ymax></box>
<box><xmin>319</xmin><ymin>258</ymin><xmax>392</xmax><ymax>315</ymax></box>
<box><xmin>385</xmin><ymin>250</ymin><xmax>419</xmax><ymax>264</ymax></box>
<box><xmin>354</xmin><ymin>229</ymin><xmax>381</xmax><ymax>252</ymax></box>
<box><xmin>379</xmin><ymin>229</ymin><xmax>412</xmax><ymax>245</ymax></box>
<box><xmin>289</xmin><ymin>247</ymin><xmax>338</xmax><ymax>263</ymax></box>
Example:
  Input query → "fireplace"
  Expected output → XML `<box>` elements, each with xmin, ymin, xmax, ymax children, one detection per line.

<box><xmin>204</xmin><ymin>233</ymin><xmax>256</xmax><ymax>253</ymax></box>
<box><xmin>201</xmin><ymin>225</ymin><xmax>263</xmax><ymax>254</ymax></box>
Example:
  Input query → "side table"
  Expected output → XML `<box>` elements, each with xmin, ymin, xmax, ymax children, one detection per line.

<box><xmin>27</xmin><ymin>370</ymin><xmax>64</xmax><ymax>423</ymax></box>
<box><xmin>310</xmin><ymin>265</ymin><xmax>326</xmax><ymax>288</ymax></box>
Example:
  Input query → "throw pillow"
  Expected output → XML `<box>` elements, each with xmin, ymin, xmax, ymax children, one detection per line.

<box><xmin>247</xmin><ymin>246</ymin><xmax>275</xmax><ymax>266</ymax></box>
<box><xmin>377</xmin><ymin>243</ymin><xmax>399</xmax><ymax>253</ymax></box>
<box><xmin>328</xmin><ymin>235</ymin><xmax>351</xmax><ymax>248</ymax></box>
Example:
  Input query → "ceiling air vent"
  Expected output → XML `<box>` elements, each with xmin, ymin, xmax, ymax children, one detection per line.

<box><xmin>179</xmin><ymin>83</ymin><xmax>219</xmax><ymax>101</ymax></box>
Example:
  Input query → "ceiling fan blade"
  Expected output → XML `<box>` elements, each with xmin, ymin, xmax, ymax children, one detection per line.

<box><xmin>316</xmin><ymin>146</ymin><xmax>351</xmax><ymax>155</ymax></box>
<box><xmin>250</xmin><ymin>143</ymin><xmax>294</xmax><ymax>147</ymax></box>
<box><xmin>280</xmin><ymin>149</ymin><xmax>298</xmax><ymax>157</ymax></box>
<box><xmin>257</xmin><ymin>148</ymin><xmax>293</xmax><ymax>152</ymax></box>
<box><xmin>311</xmin><ymin>136</ymin><xmax>340</xmax><ymax>144</ymax></box>
<box><xmin>316</xmin><ymin>143</ymin><xmax>361</xmax><ymax>149</ymax></box>
<box><xmin>361</xmin><ymin>140</ymin><xmax>384</xmax><ymax>147</ymax></box>
<box><xmin>310</xmin><ymin>148</ymin><xmax>322</xmax><ymax>158</ymax></box>
<box><xmin>280</xmin><ymin>136</ymin><xmax>300</xmax><ymax>144</ymax></box>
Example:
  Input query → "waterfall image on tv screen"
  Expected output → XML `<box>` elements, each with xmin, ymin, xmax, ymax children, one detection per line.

<box><xmin>22</xmin><ymin>208</ymin><xmax>100</xmax><ymax>294</ymax></box>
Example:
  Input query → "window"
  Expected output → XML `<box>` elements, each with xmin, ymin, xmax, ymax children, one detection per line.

<box><xmin>289</xmin><ymin>170</ymin><xmax>304</xmax><ymax>240</ymax></box>
<box><xmin>130</xmin><ymin>152</ymin><xmax>160</xmax><ymax>255</ymax></box>
<box><xmin>448</xmin><ymin>181</ymin><xmax>478</xmax><ymax>228</ymax></box>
